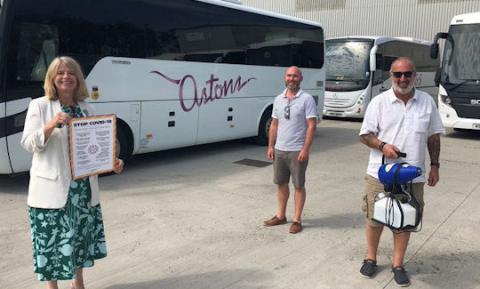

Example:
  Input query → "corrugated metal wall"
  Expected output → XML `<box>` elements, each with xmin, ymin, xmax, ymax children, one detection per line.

<box><xmin>241</xmin><ymin>0</ymin><xmax>480</xmax><ymax>41</ymax></box>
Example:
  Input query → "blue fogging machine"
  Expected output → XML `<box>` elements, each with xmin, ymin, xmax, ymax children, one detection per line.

<box><xmin>378</xmin><ymin>163</ymin><xmax>422</xmax><ymax>189</ymax></box>
<box><xmin>373</xmin><ymin>152</ymin><xmax>423</xmax><ymax>231</ymax></box>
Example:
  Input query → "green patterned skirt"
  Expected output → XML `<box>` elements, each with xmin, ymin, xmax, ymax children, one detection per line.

<box><xmin>28</xmin><ymin>178</ymin><xmax>107</xmax><ymax>281</ymax></box>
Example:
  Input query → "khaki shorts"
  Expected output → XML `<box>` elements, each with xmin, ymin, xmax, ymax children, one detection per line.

<box><xmin>273</xmin><ymin>149</ymin><xmax>308</xmax><ymax>189</ymax></box>
<box><xmin>362</xmin><ymin>174</ymin><xmax>425</xmax><ymax>227</ymax></box>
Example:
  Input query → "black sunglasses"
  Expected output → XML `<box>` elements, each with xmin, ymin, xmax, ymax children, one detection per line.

<box><xmin>284</xmin><ymin>104</ymin><xmax>290</xmax><ymax>120</ymax></box>
<box><xmin>391</xmin><ymin>71</ymin><xmax>414</xmax><ymax>78</ymax></box>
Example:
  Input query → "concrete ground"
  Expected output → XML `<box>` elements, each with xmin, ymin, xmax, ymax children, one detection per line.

<box><xmin>1</xmin><ymin>119</ymin><xmax>479</xmax><ymax>289</ymax></box>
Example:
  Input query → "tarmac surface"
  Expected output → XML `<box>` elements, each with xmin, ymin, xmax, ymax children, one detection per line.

<box><xmin>1</xmin><ymin>119</ymin><xmax>479</xmax><ymax>289</ymax></box>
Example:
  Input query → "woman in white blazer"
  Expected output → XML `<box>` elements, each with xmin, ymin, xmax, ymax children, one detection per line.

<box><xmin>21</xmin><ymin>56</ymin><xmax>123</xmax><ymax>289</ymax></box>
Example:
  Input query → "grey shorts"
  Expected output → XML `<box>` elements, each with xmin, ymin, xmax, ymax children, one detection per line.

<box><xmin>362</xmin><ymin>174</ymin><xmax>425</xmax><ymax>227</ymax></box>
<box><xmin>273</xmin><ymin>149</ymin><xmax>308</xmax><ymax>189</ymax></box>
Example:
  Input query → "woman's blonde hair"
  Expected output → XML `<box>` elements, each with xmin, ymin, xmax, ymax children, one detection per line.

<box><xmin>43</xmin><ymin>56</ymin><xmax>89</xmax><ymax>101</ymax></box>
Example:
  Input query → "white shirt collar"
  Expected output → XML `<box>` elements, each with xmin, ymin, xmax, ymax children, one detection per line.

<box><xmin>282</xmin><ymin>88</ymin><xmax>303</xmax><ymax>99</ymax></box>
<box><xmin>388</xmin><ymin>88</ymin><xmax>417</xmax><ymax>103</ymax></box>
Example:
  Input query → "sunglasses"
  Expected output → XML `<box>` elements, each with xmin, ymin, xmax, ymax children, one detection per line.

<box><xmin>284</xmin><ymin>104</ymin><xmax>290</xmax><ymax>120</ymax></box>
<box><xmin>391</xmin><ymin>71</ymin><xmax>414</xmax><ymax>78</ymax></box>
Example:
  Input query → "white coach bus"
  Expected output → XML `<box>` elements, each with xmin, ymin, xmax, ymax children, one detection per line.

<box><xmin>0</xmin><ymin>0</ymin><xmax>325</xmax><ymax>174</ymax></box>
<box><xmin>431</xmin><ymin>12</ymin><xmax>480</xmax><ymax>131</ymax></box>
<box><xmin>323</xmin><ymin>36</ymin><xmax>439</xmax><ymax>118</ymax></box>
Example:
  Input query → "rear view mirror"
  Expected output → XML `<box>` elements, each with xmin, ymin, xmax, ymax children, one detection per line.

<box><xmin>431</xmin><ymin>32</ymin><xmax>450</xmax><ymax>59</ymax></box>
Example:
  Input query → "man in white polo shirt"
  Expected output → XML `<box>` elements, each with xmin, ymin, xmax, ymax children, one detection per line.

<box><xmin>263</xmin><ymin>66</ymin><xmax>317</xmax><ymax>234</ymax></box>
<box><xmin>358</xmin><ymin>57</ymin><xmax>444</xmax><ymax>286</ymax></box>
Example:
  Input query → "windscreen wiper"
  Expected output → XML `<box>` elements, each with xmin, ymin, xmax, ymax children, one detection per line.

<box><xmin>448</xmin><ymin>79</ymin><xmax>479</xmax><ymax>90</ymax></box>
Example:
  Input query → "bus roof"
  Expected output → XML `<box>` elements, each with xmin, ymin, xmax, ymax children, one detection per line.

<box><xmin>326</xmin><ymin>36</ymin><xmax>432</xmax><ymax>46</ymax></box>
<box><xmin>196</xmin><ymin>0</ymin><xmax>323</xmax><ymax>28</ymax></box>
<box><xmin>451</xmin><ymin>11</ymin><xmax>480</xmax><ymax>25</ymax></box>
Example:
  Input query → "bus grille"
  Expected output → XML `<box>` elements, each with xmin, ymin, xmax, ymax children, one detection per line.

<box><xmin>324</xmin><ymin>98</ymin><xmax>354</xmax><ymax>108</ymax></box>
<box><xmin>448</xmin><ymin>87</ymin><xmax>480</xmax><ymax>119</ymax></box>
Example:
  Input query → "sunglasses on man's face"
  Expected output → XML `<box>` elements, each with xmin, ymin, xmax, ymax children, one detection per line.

<box><xmin>391</xmin><ymin>71</ymin><xmax>414</xmax><ymax>78</ymax></box>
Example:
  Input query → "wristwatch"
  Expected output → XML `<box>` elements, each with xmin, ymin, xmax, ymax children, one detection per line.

<box><xmin>378</xmin><ymin>141</ymin><xmax>387</xmax><ymax>151</ymax></box>
<box><xmin>430</xmin><ymin>162</ymin><xmax>440</xmax><ymax>168</ymax></box>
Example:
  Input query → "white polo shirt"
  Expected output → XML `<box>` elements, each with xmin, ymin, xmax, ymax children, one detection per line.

<box><xmin>272</xmin><ymin>89</ymin><xmax>318</xmax><ymax>151</ymax></box>
<box><xmin>359</xmin><ymin>88</ymin><xmax>445</xmax><ymax>182</ymax></box>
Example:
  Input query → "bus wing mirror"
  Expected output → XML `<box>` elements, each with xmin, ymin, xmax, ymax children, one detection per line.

<box><xmin>430</xmin><ymin>43</ymin><xmax>439</xmax><ymax>59</ymax></box>
<box><xmin>434</xmin><ymin>68</ymin><xmax>441</xmax><ymax>87</ymax></box>
<box><xmin>431</xmin><ymin>32</ymin><xmax>449</xmax><ymax>59</ymax></box>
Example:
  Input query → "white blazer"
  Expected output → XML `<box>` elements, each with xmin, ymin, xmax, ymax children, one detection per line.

<box><xmin>21</xmin><ymin>96</ymin><xmax>100</xmax><ymax>209</ymax></box>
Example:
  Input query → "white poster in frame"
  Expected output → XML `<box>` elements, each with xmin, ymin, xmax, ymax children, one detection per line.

<box><xmin>69</xmin><ymin>114</ymin><xmax>117</xmax><ymax>179</ymax></box>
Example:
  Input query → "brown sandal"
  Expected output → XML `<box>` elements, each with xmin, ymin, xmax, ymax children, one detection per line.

<box><xmin>264</xmin><ymin>215</ymin><xmax>287</xmax><ymax>226</ymax></box>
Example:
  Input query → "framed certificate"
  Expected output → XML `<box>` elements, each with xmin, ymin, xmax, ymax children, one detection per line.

<box><xmin>69</xmin><ymin>114</ymin><xmax>117</xmax><ymax>179</ymax></box>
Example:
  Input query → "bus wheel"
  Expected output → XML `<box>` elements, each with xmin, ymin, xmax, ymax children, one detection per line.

<box><xmin>116</xmin><ymin>125</ymin><xmax>132</xmax><ymax>161</ymax></box>
<box><xmin>256</xmin><ymin>108</ymin><xmax>272</xmax><ymax>146</ymax></box>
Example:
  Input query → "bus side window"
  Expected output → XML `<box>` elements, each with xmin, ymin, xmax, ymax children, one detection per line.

<box><xmin>14</xmin><ymin>22</ymin><xmax>58</xmax><ymax>83</ymax></box>
<box><xmin>372</xmin><ymin>70</ymin><xmax>383</xmax><ymax>85</ymax></box>
<box><xmin>381</xmin><ymin>56</ymin><xmax>396</xmax><ymax>81</ymax></box>
<box><xmin>222</xmin><ymin>51</ymin><xmax>246</xmax><ymax>64</ymax></box>
<box><xmin>372</xmin><ymin>54</ymin><xmax>392</xmax><ymax>83</ymax></box>
<box><xmin>300</xmin><ymin>41</ymin><xmax>323</xmax><ymax>68</ymax></box>
<box><xmin>382</xmin><ymin>56</ymin><xmax>395</xmax><ymax>72</ymax></box>
<box><xmin>375</xmin><ymin>53</ymin><xmax>384</xmax><ymax>70</ymax></box>
<box><xmin>31</xmin><ymin>40</ymin><xmax>57</xmax><ymax>81</ymax></box>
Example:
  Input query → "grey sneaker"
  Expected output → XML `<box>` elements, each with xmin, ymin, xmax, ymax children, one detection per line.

<box><xmin>360</xmin><ymin>259</ymin><xmax>377</xmax><ymax>278</ymax></box>
<box><xmin>392</xmin><ymin>266</ymin><xmax>410</xmax><ymax>287</ymax></box>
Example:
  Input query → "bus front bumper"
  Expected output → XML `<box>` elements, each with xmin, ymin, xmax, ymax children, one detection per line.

<box><xmin>440</xmin><ymin>103</ymin><xmax>480</xmax><ymax>130</ymax></box>
<box><xmin>323</xmin><ymin>106</ymin><xmax>365</xmax><ymax>119</ymax></box>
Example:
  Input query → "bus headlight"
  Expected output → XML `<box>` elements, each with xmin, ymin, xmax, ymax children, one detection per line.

<box><xmin>440</xmin><ymin>94</ymin><xmax>452</xmax><ymax>106</ymax></box>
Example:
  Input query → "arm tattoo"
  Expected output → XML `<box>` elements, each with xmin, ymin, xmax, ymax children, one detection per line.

<box><xmin>427</xmin><ymin>134</ymin><xmax>441</xmax><ymax>163</ymax></box>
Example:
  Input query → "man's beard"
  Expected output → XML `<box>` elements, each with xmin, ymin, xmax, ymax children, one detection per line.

<box><xmin>392</xmin><ymin>81</ymin><xmax>414</xmax><ymax>95</ymax></box>
<box><xmin>285</xmin><ymin>82</ymin><xmax>299</xmax><ymax>91</ymax></box>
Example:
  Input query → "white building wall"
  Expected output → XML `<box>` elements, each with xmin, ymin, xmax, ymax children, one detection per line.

<box><xmin>242</xmin><ymin>0</ymin><xmax>480</xmax><ymax>40</ymax></box>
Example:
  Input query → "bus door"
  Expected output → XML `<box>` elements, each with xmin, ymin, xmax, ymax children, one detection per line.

<box><xmin>4</xmin><ymin>22</ymin><xmax>57</xmax><ymax>173</ymax></box>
